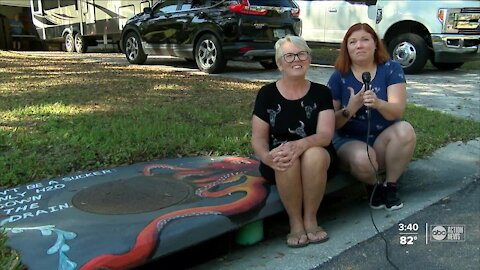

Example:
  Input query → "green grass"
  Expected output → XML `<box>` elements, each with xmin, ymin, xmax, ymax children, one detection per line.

<box><xmin>0</xmin><ymin>50</ymin><xmax>479</xmax><ymax>269</ymax></box>
<box><xmin>405</xmin><ymin>105</ymin><xmax>479</xmax><ymax>157</ymax></box>
<box><xmin>0</xmin><ymin>229</ymin><xmax>22</xmax><ymax>270</ymax></box>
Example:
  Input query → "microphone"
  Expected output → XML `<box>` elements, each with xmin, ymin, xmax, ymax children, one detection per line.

<box><xmin>362</xmin><ymin>72</ymin><xmax>371</xmax><ymax>119</ymax></box>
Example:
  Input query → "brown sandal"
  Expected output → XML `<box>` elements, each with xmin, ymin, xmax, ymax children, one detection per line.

<box><xmin>286</xmin><ymin>232</ymin><xmax>309</xmax><ymax>248</ymax></box>
<box><xmin>305</xmin><ymin>226</ymin><xmax>329</xmax><ymax>244</ymax></box>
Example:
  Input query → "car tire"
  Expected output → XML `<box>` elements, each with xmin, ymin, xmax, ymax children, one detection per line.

<box><xmin>195</xmin><ymin>34</ymin><xmax>226</xmax><ymax>74</ymax></box>
<box><xmin>65</xmin><ymin>33</ymin><xmax>75</xmax><ymax>53</ymax></box>
<box><xmin>123</xmin><ymin>31</ymin><xmax>147</xmax><ymax>64</ymax></box>
<box><xmin>74</xmin><ymin>33</ymin><xmax>88</xmax><ymax>53</ymax></box>
<box><xmin>388</xmin><ymin>33</ymin><xmax>428</xmax><ymax>74</ymax></box>
<box><xmin>260</xmin><ymin>59</ymin><xmax>277</xmax><ymax>70</ymax></box>
<box><xmin>430</xmin><ymin>61</ymin><xmax>464</xmax><ymax>71</ymax></box>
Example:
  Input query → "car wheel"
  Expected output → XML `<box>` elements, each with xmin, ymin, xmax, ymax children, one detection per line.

<box><xmin>260</xmin><ymin>59</ymin><xmax>277</xmax><ymax>70</ymax></box>
<box><xmin>195</xmin><ymin>34</ymin><xmax>226</xmax><ymax>74</ymax></box>
<box><xmin>65</xmin><ymin>33</ymin><xmax>75</xmax><ymax>53</ymax></box>
<box><xmin>430</xmin><ymin>61</ymin><xmax>464</xmax><ymax>71</ymax></box>
<box><xmin>124</xmin><ymin>32</ymin><xmax>147</xmax><ymax>64</ymax></box>
<box><xmin>74</xmin><ymin>33</ymin><xmax>88</xmax><ymax>53</ymax></box>
<box><xmin>388</xmin><ymin>33</ymin><xmax>428</xmax><ymax>74</ymax></box>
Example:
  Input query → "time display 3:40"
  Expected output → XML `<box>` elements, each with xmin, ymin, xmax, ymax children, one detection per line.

<box><xmin>398</xmin><ymin>223</ymin><xmax>419</xmax><ymax>232</ymax></box>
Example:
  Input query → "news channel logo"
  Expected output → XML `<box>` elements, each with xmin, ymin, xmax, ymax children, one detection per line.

<box><xmin>429</xmin><ymin>224</ymin><xmax>466</xmax><ymax>242</ymax></box>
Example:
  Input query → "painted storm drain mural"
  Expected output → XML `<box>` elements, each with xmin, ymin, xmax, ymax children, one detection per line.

<box><xmin>1</xmin><ymin>156</ymin><xmax>270</xmax><ymax>270</ymax></box>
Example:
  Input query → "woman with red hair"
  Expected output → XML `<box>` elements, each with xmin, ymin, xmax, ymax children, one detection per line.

<box><xmin>327</xmin><ymin>23</ymin><xmax>416</xmax><ymax>211</ymax></box>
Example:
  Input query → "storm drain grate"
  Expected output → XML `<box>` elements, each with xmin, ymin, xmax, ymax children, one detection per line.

<box><xmin>72</xmin><ymin>176</ymin><xmax>193</xmax><ymax>215</ymax></box>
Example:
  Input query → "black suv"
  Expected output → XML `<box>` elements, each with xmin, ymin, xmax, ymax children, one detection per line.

<box><xmin>120</xmin><ymin>0</ymin><xmax>301</xmax><ymax>73</ymax></box>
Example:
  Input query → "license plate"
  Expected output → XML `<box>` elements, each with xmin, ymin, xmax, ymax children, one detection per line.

<box><xmin>274</xmin><ymin>29</ymin><xmax>286</xmax><ymax>38</ymax></box>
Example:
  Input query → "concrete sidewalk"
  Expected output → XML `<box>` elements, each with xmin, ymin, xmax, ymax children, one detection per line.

<box><xmin>192</xmin><ymin>139</ymin><xmax>479</xmax><ymax>270</ymax></box>
<box><xmin>140</xmin><ymin>139</ymin><xmax>479</xmax><ymax>270</ymax></box>
<box><xmin>316</xmin><ymin>178</ymin><xmax>479</xmax><ymax>270</ymax></box>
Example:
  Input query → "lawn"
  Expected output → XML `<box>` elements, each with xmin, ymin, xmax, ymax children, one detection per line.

<box><xmin>0</xmin><ymin>50</ymin><xmax>479</xmax><ymax>269</ymax></box>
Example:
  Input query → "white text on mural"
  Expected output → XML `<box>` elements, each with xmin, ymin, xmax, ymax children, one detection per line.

<box><xmin>1</xmin><ymin>169</ymin><xmax>113</xmax><ymax>225</ymax></box>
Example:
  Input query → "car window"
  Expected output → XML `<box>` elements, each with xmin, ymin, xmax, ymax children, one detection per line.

<box><xmin>179</xmin><ymin>1</ymin><xmax>192</xmax><ymax>11</ymax></box>
<box><xmin>173</xmin><ymin>0</ymin><xmax>190</xmax><ymax>10</ymax></box>
<box><xmin>153</xmin><ymin>0</ymin><xmax>180</xmax><ymax>14</ymax></box>
<box><xmin>248</xmin><ymin>0</ymin><xmax>295</xmax><ymax>7</ymax></box>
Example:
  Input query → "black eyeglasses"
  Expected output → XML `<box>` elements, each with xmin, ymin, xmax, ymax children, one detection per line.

<box><xmin>282</xmin><ymin>51</ymin><xmax>309</xmax><ymax>63</ymax></box>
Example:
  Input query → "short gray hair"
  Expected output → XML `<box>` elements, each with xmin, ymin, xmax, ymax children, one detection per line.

<box><xmin>274</xmin><ymin>35</ymin><xmax>311</xmax><ymax>65</ymax></box>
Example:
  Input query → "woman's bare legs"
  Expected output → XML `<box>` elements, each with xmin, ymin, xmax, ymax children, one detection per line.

<box><xmin>336</xmin><ymin>121</ymin><xmax>416</xmax><ymax>210</ymax></box>
<box><xmin>373</xmin><ymin>121</ymin><xmax>416</xmax><ymax>183</ymax></box>
<box><xmin>301</xmin><ymin>147</ymin><xmax>329</xmax><ymax>241</ymax></box>
<box><xmin>336</xmin><ymin>140</ymin><xmax>378</xmax><ymax>184</ymax></box>
<box><xmin>275</xmin><ymin>146</ymin><xmax>330</xmax><ymax>244</ymax></box>
<box><xmin>337</xmin><ymin>121</ymin><xmax>416</xmax><ymax>184</ymax></box>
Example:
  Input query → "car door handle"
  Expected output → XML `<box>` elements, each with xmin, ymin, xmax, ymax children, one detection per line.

<box><xmin>328</xmin><ymin>8</ymin><xmax>337</xmax><ymax>12</ymax></box>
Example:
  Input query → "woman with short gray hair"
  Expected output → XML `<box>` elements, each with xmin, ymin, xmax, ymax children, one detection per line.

<box><xmin>251</xmin><ymin>35</ymin><xmax>335</xmax><ymax>248</ymax></box>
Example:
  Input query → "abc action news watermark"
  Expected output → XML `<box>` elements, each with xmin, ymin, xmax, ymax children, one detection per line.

<box><xmin>428</xmin><ymin>224</ymin><xmax>466</xmax><ymax>243</ymax></box>
<box><xmin>398</xmin><ymin>223</ymin><xmax>466</xmax><ymax>245</ymax></box>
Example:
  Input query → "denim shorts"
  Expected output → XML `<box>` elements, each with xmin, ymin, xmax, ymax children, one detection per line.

<box><xmin>332</xmin><ymin>133</ymin><xmax>377</xmax><ymax>151</ymax></box>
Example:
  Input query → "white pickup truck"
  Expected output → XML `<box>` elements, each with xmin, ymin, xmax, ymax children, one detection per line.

<box><xmin>296</xmin><ymin>0</ymin><xmax>480</xmax><ymax>74</ymax></box>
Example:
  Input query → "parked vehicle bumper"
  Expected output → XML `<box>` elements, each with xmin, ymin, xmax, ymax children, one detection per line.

<box><xmin>431</xmin><ymin>34</ymin><xmax>480</xmax><ymax>63</ymax></box>
<box><xmin>222</xmin><ymin>43</ymin><xmax>276</xmax><ymax>60</ymax></box>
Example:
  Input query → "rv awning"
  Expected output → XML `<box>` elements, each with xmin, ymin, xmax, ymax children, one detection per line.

<box><xmin>0</xmin><ymin>0</ymin><xmax>30</xmax><ymax>7</ymax></box>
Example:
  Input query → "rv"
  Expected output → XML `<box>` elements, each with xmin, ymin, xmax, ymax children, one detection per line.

<box><xmin>29</xmin><ymin>0</ymin><xmax>155</xmax><ymax>52</ymax></box>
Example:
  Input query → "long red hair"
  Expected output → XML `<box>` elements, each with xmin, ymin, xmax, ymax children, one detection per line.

<box><xmin>334</xmin><ymin>23</ymin><xmax>390</xmax><ymax>75</ymax></box>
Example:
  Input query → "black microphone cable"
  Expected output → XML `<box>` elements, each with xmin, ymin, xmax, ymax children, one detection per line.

<box><xmin>362</xmin><ymin>72</ymin><xmax>400</xmax><ymax>270</ymax></box>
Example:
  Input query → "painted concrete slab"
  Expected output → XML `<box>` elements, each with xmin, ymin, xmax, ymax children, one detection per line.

<box><xmin>1</xmin><ymin>156</ymin><xmax>281</xmax><ymax>270</ymax></box>
<box><xmin>2</xmin><ymin>155</ymin><xmax>355</xmax><ymax>270</ymax></box>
